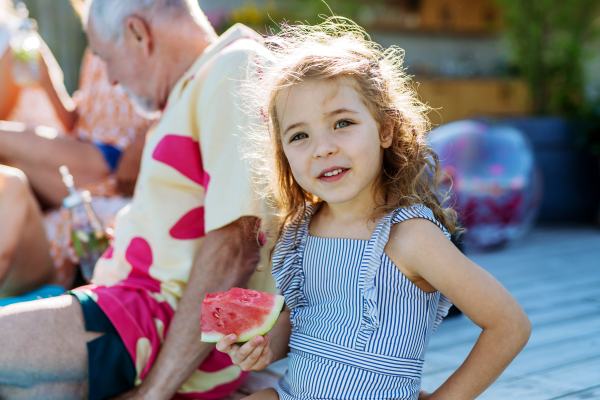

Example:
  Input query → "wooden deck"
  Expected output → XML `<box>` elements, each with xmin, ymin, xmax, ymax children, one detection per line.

<box><xmin>227</xmin><ymin>226</ymin><xmax>600</xmax><ymax>399</ymax></box>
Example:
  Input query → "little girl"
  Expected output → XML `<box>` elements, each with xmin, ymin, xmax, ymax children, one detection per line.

<box><xmin>217</xmin><ymin>19</ymin><xmax>531</xmax><ymax>400</ymax></box>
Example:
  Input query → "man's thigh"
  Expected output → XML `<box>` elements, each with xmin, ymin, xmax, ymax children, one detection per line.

<box><xmin>0</xmin><ymin>295</ymin><xmax>101</xmax><ymax>400</ymax></box>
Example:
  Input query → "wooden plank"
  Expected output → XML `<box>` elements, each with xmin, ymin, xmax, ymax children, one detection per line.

<box><xmin>430</xmin><ymin>301</ymin><xmax>600</xmax><ymax>352</ymax></box>
<box><xmin>478</xmin><ymin>357</ymin><xmax>600</xmax><ymax>400</ymax></box>
<box><xmin>472</xmin><ymin>246</ymin><xmax>600</xmax><ymax>279</ymax></box>
<box><xmin>424</xmin><ymin>357</ymin><xmax>600</xmax><ymax>399</ymax></box>
<box><xmin>487</xmin><ymin>256</ymin><xmax>600</xmax><ymax>287</ymax></box>
<box><xmin>428</xmin><ymin>304</ymin><xmax>600</xmax><ymax>352</ymax></box>
<box><xmin>517</xmin><ymin>287</ymin><xmax>600</xmax><ymax>313</ymax></box>
<box><xmin>477</xmin><ymin>255</ymin><xmax>600</xmax><ymax>287</ymax></box>
<box><xmin>471</xmin><ymin>235</ymin><xmax>600</xmax><ymax>263</ymax></box>
<box><xmin>429</xmin><ymin>325</ymin><xmax>600</xmax><ymax>370</ymax></box>
<box><xmin>468</xmin><ymin>229</ymin><xmax>600</xmax><ymax>262</ymax></box>
<box><xmin>426</xmin><ymin>293</ymin><xmax>600</xmax><ymax>368</ymax></box>
<box><xmin>423</xmin><ymin>328</ymin><xmax>600</xmax><ymax>387</ymax></box>
<box><xmin>549</xmin><ymin>384</ymin><xmax>600</xmax><ymax>399</ymax></box>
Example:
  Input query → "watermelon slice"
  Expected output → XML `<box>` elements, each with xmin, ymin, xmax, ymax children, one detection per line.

<box><xmin>201</xmin><ymin>287</ymin><xmax>285</xmax><ymax>343</ymax></box>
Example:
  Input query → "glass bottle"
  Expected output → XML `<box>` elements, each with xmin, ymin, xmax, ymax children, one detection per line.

<box><xmin>9</xmin><ymin>2</ymin><xmax>41</xmax><ymax>86</ymax></box>
<box><xmin>60</xmin><ymin>166</ymin><xmax>110</xmax><ymax>282</ymax></box>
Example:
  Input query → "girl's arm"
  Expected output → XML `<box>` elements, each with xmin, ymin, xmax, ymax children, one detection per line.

<box><xmin>37</xmin><ymin>41</ymin><xmax>77</xmax><ymax>131</ymax></box>
<box><xmin>386</xmin><ymin>219</ymin><xmax>531</xmax><ymax>400</ymax></box>
<box><xmin>216</xmin><ymin>306</ymin><xmax>292</xmax><ymax>371</ymax></box>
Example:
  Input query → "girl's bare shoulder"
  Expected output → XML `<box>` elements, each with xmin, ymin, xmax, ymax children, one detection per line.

<box><xmin>383</xmin><ymin>218</ymin><xmax>454</xmax><ymax>290</ymax></box>
<box><xmin>385</xmin><ymin>217</ymin><xmax>451</xmax><ymax>260</ymax></box>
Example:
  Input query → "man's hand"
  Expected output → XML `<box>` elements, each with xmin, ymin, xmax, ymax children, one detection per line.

<box><xmin>129</xmin><ymin>216</ymin><xmax>263</xmax><ymax>400</ymax></box>
<box><xmin>116</xmin><ymin>133</ymin><xmax>146</xmax><ymax>196</ymax></box>
<box><xmin>216</xmin><ymin>334</ymin><xmax>274</xmax><ymax>371</ymax></box>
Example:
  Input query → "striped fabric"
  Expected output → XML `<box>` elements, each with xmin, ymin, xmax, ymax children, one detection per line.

<box><xmin>272</xmin><ymin>204</ymin><xmax>452</xmax><ymax>399</ymax></box>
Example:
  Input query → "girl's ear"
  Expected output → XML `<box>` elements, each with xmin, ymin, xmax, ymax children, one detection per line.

<box><xmin>381</xmin><ymin>124</ymin><xmax>393</xmax><ymax>149</ymax></box>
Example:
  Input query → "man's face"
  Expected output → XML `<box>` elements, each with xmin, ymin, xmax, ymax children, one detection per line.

<box><xmin>87</xmin><ymin>19</ymin><xmax>161</xmax><ymax>118</ymax></box>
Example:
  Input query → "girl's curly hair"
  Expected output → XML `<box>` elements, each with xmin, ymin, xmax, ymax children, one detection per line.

<box><xmin>242</xmin><ymin>17</ymin><xmax>459</xmax><ymax>247</ymax></box>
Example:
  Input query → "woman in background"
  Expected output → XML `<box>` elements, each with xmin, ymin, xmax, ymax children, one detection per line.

<box><xmin>0</xmin><ymin>0</ymin><xmax>68</xmax><ymax>130</ymax></box>
<box><xmin>0</xmin><ymin>0</ymin><xmax>153</xmax><ymax>304</ymax></box>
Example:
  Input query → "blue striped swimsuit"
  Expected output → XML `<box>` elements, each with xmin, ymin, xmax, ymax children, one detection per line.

<box><xmin>272</xmin><ymin>204</ymin><xmax>452</xmax><ymax>400</ymax></box>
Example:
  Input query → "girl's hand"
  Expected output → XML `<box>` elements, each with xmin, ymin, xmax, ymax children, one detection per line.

<box><xmin>216</xmin><ymin>334</ymin><xmax>274</xmax><ymax>371</ymax></box>
<box><xmin>418</xmin><ymin>390</ymin><xmax>432</xmax><ymax>399</ymax></box>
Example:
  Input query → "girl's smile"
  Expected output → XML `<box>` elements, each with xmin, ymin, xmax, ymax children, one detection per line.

<box><xmin>318</xmin><ymin>167</ymin><xmax>349</xmax><ymax>182</ymax></box>
<box><xmin>277</xmin><ymin>79</ymin><xmax>392</xmax><ymax>210</ymax></box>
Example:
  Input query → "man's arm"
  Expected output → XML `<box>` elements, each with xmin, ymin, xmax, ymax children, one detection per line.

<box><xmin>114</xmin><ymin>216</ymin><xmax>262</xmax><ymax>400</ymax></box>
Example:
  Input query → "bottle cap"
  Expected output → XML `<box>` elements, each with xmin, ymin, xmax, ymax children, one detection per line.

<box><xmin>63</xmin><ymin>190</ymin><xmax>93</xmax><ymax>209</ymax></box>
<box><xmin>62</xmin><ymin>192</ymin><xmax>84</xmax><ymax>209</ymax></box>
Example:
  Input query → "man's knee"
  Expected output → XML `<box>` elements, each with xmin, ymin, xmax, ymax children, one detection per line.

<box><xmin>0</xmin><ymin>296</ymin><xmax>92</xmax><ymax>387</ymax></box>
<box><xmin>0</xmin><ymin>166</ymin><xmax>29</xmax><ymax>199</ymax></box>
<box><xmin>0</xmin><ymin>122</ymin><xmax>29</xmax><ymax>164</ymax></box>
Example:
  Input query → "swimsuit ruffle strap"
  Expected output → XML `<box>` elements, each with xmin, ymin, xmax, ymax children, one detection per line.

<box><xmin>435</xmin><ymin>293</ymin><xmax>452</xmax><ymax>331</ymax></box>
<box><xmin>271</xmin><ymin>203</ymin><xmax>319</xmax><ymax>330</ymax></box>
<box><xmin>355</xmin><ymin>210</ymin><xmax>397</xmax><ymax>350</ymax></box>
<box><xmin>355</xmin><ymin>205</ymin><xmax>452</xmax><ymax>350</ymax></box>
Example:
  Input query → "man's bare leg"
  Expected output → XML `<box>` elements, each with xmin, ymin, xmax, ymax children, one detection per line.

<box><xmin>0</xmin><ymin>295</ymin><xmax>102</xmax><ymax>400</ymax></box>
<box><xmin>0</xmin><ymin>122</ymin><xmax>110</xmax><ymax>207</ymax></box>
<box><xmin>0</xmin><ymin>166</ymin><xmax>57</xmax><ymax>297</ymax></box>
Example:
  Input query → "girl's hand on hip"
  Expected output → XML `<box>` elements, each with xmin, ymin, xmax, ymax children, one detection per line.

<box><xmin>216</xmin><ymin>334</ymin><xmax>273</xmax><ymax>371</ymax></box>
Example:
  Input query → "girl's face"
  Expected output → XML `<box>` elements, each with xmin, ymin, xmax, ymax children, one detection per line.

<box><xmin>277</xmin><ymin>79</ymin><xmax>392</xmax><ymax>207</ymax></box>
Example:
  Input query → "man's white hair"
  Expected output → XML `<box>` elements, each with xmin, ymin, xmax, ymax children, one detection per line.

<box><xmin>86</xmin><ymin>0</ymin><xmax>214</xmax><ymax>42</ymax></box>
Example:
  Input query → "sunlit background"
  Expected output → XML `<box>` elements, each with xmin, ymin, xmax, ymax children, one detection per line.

<box><xmin>14</xmin><ymin>0</ymin><xmax>600</xmax><ymax>245</ymax></box>
<box><xmin>3</xmin><ymin>2</ymin><xmax>600</xmax><ymax>397</ymax></box>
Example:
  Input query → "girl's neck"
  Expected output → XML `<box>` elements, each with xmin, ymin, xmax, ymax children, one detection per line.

<box><xmin>320</xmin><ymin>200</ymin><xmax>376</xmax><ymax>224</ymax></box>
<box><xmin>310</xmin><ymin>192</ymin><xmax>385</xmax><ymax>241</ymax></box>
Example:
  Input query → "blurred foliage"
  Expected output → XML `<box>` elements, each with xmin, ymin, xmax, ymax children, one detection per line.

<box><xmin>579</xmin><ymin>97</ymin><xmax>600</xmax><ymax>157</ymax></box>
<box><xmin>215</xmin><ymin>0</ymin><xmax>366</xmax><ymax>35</ymax></box>
<box><xmin>495</xmin><ymin>0</ymin><xmax>600</xmax><ymax>117</ymax></box>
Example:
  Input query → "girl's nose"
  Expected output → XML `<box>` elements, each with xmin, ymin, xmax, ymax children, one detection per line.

<box><xmin>312</xmin><ymin>135</ymin><xmax>338</xmax><ymax>159</ymax></box>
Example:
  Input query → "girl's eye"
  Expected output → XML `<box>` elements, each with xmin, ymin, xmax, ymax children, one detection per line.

<box><xmin>335</xmin><ymin>120</ymin><xmax>353</xmax><ymax>129</ymax></box>
<box><xmin>290</xmin><ymin>132</ymin><xmax>308</xmax><ymax>142</ymax></box>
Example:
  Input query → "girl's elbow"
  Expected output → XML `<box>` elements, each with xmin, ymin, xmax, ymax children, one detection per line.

<box><xmin>513</xmin><ymin>313</ymin><xmax>532</xmax><ymax>348</ymax></box>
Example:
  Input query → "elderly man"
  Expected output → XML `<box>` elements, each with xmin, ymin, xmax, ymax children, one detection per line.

<box><xmin>0</xmin><ymin>1</ymin><xmax>279</xmax><ymax>399</ymax></box>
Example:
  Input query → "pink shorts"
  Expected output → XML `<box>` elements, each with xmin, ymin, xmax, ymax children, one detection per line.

<box><xmin>73</xmin><ymin>284</ymin><xmax>249</xmax><ymax>399</ymax></box>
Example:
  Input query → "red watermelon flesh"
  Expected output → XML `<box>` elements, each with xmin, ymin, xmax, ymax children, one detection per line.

<box><xmin>201</xmin><ymin>287</ymin><xmax>285</xmax><ymax>343</ymax></box>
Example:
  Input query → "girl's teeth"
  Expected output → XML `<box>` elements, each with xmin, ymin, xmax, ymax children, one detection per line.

<box><xmin>323</xmin><ymin>169</ymin><xmax>344</xmax><ymax>177</ymax></box>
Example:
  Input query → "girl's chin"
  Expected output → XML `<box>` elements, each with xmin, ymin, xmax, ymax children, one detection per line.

<box><xmin>316</xmin><ymin>192</ymin><xmax>358</xmax><ymax>206</ymax></box>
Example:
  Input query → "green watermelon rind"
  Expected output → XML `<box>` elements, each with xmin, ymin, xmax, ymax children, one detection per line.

<box><xmin>201</xmin><ymin>294</ymin><xmax>285</xmax><ymax>343</ymax></box>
